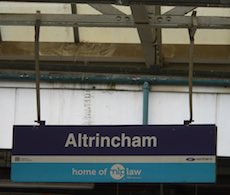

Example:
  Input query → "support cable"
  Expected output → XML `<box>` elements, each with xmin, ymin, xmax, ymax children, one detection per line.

<box><xmin>184</xmin><ymin>11</ymin><xmax>197</xmax><ymax>125</ymax></box>
<box><xmin>34</xmin><ymin>11</ymin><xmax>42</xmax><ymax>125</ymax></box>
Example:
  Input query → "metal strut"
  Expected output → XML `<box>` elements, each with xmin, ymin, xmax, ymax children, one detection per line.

<box><xmin>71</xmin><ymin>4</ymin><xmax>80</xmax><ymax>43</ymax></box>
<box><xmin>184</xmin><ymin>11</ymin><xmax>197</xmax><ymax>125</ymax></box>
<box><xmin>34</xmin><ymin>11</ymin><xmax>44</xmax><ymax>125</ymax></box>
<box><xmin>0</xmin><ymin>28</ymin><xmax>2</xmax><ymax>42</ymax></box>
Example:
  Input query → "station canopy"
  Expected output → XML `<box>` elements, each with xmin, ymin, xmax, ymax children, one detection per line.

<box><xmin>0</xmin><ymin>0</ymin><xmax>229</xmax><ymax>78</ymax></box>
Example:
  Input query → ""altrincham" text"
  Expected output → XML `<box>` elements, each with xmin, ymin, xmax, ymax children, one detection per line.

<box><xmin>65</xmin><ymin>133</ymin><xmax>158</xmax><ymax>148</ymax></box>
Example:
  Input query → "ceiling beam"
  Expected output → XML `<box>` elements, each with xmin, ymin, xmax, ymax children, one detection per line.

<box><xmin>0</xmin><ymin>14</ymin><xmax>229</xmax><ymax>29</ymax></box>
<box><xmin>0</xmin><ymin>0</ymin><xmax>229</xmax><ymax>7</ymax></box>
<box><xmin>150</xmin><ymin>6</ymin><xmax>162</xmax><ymax>65</ymax></box>
<box><xmin>131</xmin><ymin>5</ymin><xmax>157</xmax><ymax>66</ymax></box>
<box><xmin>71</xmin><ymin>3</ymin><xmax>80</xmax><ymax>43</ymax></box>
<box><xmin>85</xmin><ymin>4</ymin><xmax>160</xmax><ymax>67</ymax></box>
<box><xmin>89</xmin><ymin>4</ymin><xmax>125</xmax><ymax>15</ymax></box>
<box><xmin>163</xmin><ymin>6</ymin><xmax>196</xmax><ymax>16</ymax></box>
<box><xmin>0</xmin><ymin>42</ymin><xmax>229</xmax><ymax>77</ymax></box>
<box><xmin>1</xmin><ymin>60</ymin><xmax>230</xmax><ymax>78</ymax></box>
<box><xmin>0</xmin><ymin>42</ymin><xmax>229</xmax><ymax>64</ymax></box>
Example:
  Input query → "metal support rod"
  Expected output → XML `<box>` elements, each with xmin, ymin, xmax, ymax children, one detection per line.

<box><xmin>185</xmin><ymin>11</ymin><xmax>197</xmax><ymax>125</ymax></box>
<box><xmin>34</xmin><ymin>11</ymin><xmax>41</xmax><ymax>124</ymax></box>
<box><xmin>143</xmin><ymin>82</ymin><xmax>149</xmax><ymax>125</ymax></box>
<box><xmin>131</xmin><ymin>5</ymin><xmax>156</xmax><ymax>67</ymax></box>
<box><xmin>0</xmin><ymin>0</ymin><xmax>229</xmax><ymax>7</ymax></box>
<box><xmin>0</xmin><ymin>14</ymin><xmax>229</xmax><ymax>29</ymax></box>
<box><xmin>155</xmin><ymin>6</ymin><xmax>162</xmax><ymax>65</ymax></box>
<box><xmin>188</xmin><ymin>36</ymin><xmax>194</xmax><ymax>123</ymax></box>
<box><xmin>163</xmin><ymin>6</ymin><xmax>196</xmax><ymax>16</ymax></box>
<box><xmin>71</xmin><ymin>3</ymin><xmax>80</xmax><ymax>43</ymax></box>
<box><xmin>89</xmin><ymin>4</ymin><xmax>125</xmax><ymax>15</ymax></box>
<box><xmin>0</xmin><ymin>29</ymin><xmax>2</xmax><ymax>42</ymax></box>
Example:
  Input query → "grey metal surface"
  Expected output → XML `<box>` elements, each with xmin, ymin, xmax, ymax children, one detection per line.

<box><xmin>71</xmin><ymin>3</ymin><xmax>80</xmax><ymax>43</ymax></box>
<box><xmin>0</xmin><ymin>14</ymin><xmax>229</xmax><ymax>29</ymax></box>
<box><xmin>0</xmin><ymin>42</ymin><xmax>229</xmax><ymax>78</ymax></box>
<box><xmin>153</xmin><ymin>6</ymin><xmax>161</xmax><ymax>65</ymax></box>
<box><xmin>0</xmin><ymin>28</ymin><xmax>2</xmax><ymax>42</ymax></box>
<box><xmin>163</xmin><ymin>6</ymin><xmax>196</xmax><ymax>16</ymax></box>
<box><xmin>0</xmin><ymin>0</ymin><xmax>229</xmax><ymax>7</ymax></box>
<box><xmin>89</xmin><ymin>4</ymin><xmax>125</xmax><ymax>15</ymax></box>
<box><xmin>90</xmin><ymin>4</ymin><xmax>159</xmax><ymax>66</ymax></box>
<box><xmin>131</xmin><ymin>5</ymin><xmax>156</xmax><ymax>66</ymax></box>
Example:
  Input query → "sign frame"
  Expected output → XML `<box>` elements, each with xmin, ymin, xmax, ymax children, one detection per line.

<box><xmin>11</xmin><ymin>124</ymin><xmax>217</xmax><ymax>183</ymax></box>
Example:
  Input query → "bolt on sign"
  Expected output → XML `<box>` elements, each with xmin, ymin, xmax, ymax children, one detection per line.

<box><xmin>11</xmin><ymin>125</ymin><xmax>216</xmax><ymax>183</ymax></box>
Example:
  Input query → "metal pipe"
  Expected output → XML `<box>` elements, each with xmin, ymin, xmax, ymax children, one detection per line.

<box><xmin>1</xmin><ymin>73</ymin><xmax>230</xmax><ymax>87</ymax></box>
<box><xmin>143</xmin><ymin>82</ymin><xmax>149</xmax><ymax>125</ymax></box>
<box><xmin>142</xmin><ymin>82</ymin><xmax>165</xmax><ymax>194</ymax></box>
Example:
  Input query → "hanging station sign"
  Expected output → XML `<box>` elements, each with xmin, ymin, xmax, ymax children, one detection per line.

<box><xmin>11</xmin><ymin>125</ymin><xmax>216</xmax><ymax>183</ymax></box>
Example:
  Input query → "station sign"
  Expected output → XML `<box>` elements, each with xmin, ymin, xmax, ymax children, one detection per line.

<box><xmin>11</xmin><ymin>125</ymin><xmax>216</xmax><ymax>183</ymax></box>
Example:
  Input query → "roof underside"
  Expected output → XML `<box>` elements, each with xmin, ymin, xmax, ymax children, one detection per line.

<box><xmin>0</xmin><ymin>1</ymin><xmax>229</xmax><ymax>80</ymax></box>
<box><xmin>1</xmin><ymin>0</ymin><xmax>230</xmax><ymax>7</ymax></box>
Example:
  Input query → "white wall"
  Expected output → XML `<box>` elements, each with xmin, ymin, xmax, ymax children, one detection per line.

<box><xmin>0</xmin><ymin>82</ymin><xmax>230</xmax><ymax>156</ymax></box>
<box><xmin>0</xmin><ymin>88</ymin><xmax>15</xmax><ymax>149</ymax></box>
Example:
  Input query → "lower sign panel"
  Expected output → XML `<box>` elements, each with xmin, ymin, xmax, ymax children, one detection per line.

<box><xmin>12</xmin><ymin>157</ymin><xmax>215</xmax><ymax>183</ymax></box>
<box><xmin>11</xmin><ymin>125</ymin><xmax>216</xmax><ymax>183</ymax></box>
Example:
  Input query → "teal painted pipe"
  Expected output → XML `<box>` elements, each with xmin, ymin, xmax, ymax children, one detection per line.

<box><xmin>0</xmin><ymin>72</ymin><xmax>230</xmax><ymax>87</ymax></box>
<box><xmin>143</xmin><ymin>82</ymin><xmax>149</xmax><ymax>125</ymax></box>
